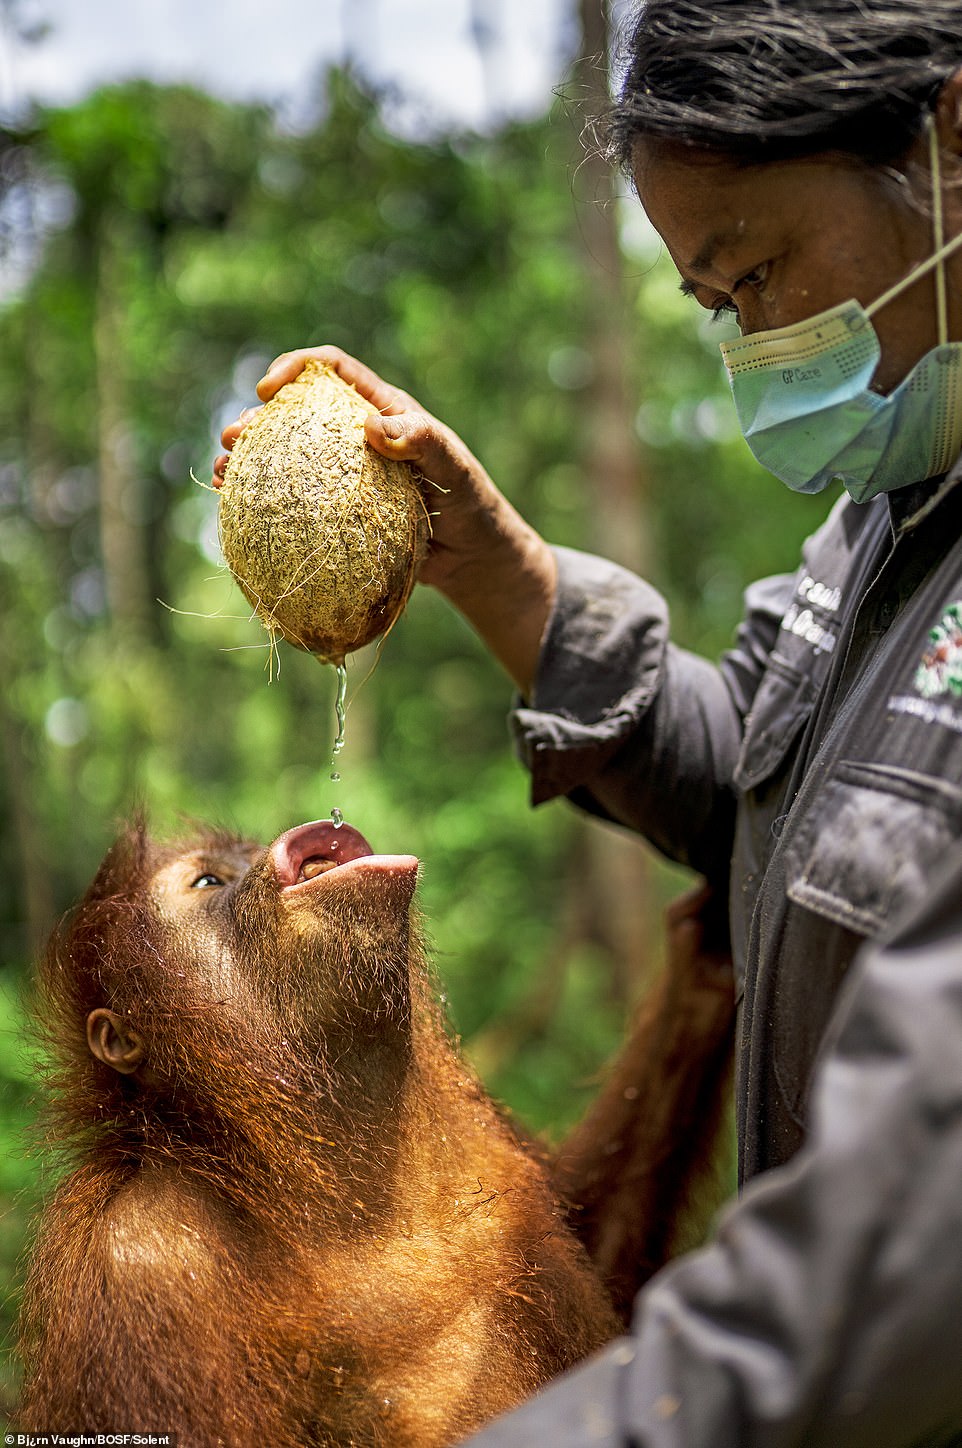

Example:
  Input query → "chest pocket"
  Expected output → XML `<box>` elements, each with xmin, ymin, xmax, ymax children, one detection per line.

<box><xmin>784</xmin><ymin>759</ymin><xmax>962</xmax><ymax>936</ymax></box>
<box><xmin>733</xmin><ymin>651</ymin><xmax>825</xmax><ymax>794</ymax></box>
<box><xmin>732</xmin><ymin>495</ymin><xmax>875</xmax><ymax>795</ymax></box>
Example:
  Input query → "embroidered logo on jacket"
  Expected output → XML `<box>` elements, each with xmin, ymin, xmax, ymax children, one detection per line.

<box><xmin>915</xmin><ymin>602</ymin><xmax>962</xmax><ymax>699</ymax></box>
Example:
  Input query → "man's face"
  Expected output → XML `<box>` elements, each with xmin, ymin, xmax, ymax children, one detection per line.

<box><xmin>631</xmin><ymin>133</ymin><xmax>962</xmax><ymax>394</ymax></box>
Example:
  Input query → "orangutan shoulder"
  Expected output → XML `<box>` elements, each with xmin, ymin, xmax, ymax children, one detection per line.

<box><xmin>103</xmin><ymin>1167</ymin><xmax>240</xmax><ymax>1299</ymax></box>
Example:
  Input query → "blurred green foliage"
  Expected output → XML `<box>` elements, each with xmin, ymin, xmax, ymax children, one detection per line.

<box><xmin>0</xmin><ymin>66</ymin><xmax>835</xmax><ymax>1407</ymax></box>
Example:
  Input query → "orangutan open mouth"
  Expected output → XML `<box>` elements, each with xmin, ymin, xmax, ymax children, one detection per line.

<box><xmin>273</xmin><ymin>821</ymin><xmax>375</xmax><ymax>892</ymax></box>
<box><xmin>271</xmin><ymin>821</ymin><xmax>419</xmax><ymax>897</ymax></box>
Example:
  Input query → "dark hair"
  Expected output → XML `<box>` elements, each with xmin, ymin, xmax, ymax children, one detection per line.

<box><xmin>610</xmin><ymin>0</ymin><xmax>962</xmax><ymax>169</ymax></box>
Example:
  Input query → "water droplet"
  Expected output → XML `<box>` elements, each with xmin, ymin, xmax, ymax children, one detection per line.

<box><xmin>330</xmin><ymin>662</ymin><xmax>347</xmax><ymax>762</ymax></box>
<box><xmin>322</xmin><ymin>663</ymin><xmax>348</xmax><ymax>810</ymax></box>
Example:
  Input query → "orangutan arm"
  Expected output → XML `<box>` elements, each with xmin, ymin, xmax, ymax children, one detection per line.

<box><xmin>17</xmin><ymin>1175</ymin><xmax>296</xmax><ymax>1447</ymax></box>
<box><xmin>551</xmin><ymin>884</ymin><xmax>736</xmax><ymax>1322</ymax></box>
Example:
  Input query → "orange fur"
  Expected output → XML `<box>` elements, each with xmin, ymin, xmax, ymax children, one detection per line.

<box><xmin>553</xmin><ymin>884</ymin><xmax>736</xmax><ymax>1320</ymax></box>
<box><xmin>18</xmin><ymin>822</ymin><xmax>618</xmax><ymax>1446</ymax></box>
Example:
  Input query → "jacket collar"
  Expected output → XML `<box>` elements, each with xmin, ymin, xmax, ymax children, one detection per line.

<box><xmin>887</xmin><ymin>457</ymin><xmax>962</xmax><ymax>535</ymax></box>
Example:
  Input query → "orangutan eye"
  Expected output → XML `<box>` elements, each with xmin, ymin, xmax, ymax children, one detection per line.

<box><xmin>191</xmin><ymin>873</ymin><xmax>225</xmax><ymax>890</ymax></box>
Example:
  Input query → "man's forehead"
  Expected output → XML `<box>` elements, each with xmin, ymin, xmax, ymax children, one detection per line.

<box><xmin>630</xmin><ymin>143</ymin><xmax>756</xmax><ymax>271</ymax></box>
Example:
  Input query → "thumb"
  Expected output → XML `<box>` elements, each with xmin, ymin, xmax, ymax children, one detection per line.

<box><xmin>364</xmin><ymin>409</ymin><xmax>476</xmax><ymax>496</ymax></box>
<box><xmin>365</xmin><ymin>411</ymin><xmax>423</xmax><ymax>460</ymax></box>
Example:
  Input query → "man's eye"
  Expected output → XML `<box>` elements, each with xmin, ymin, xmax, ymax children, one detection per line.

<box><xmin>711</xmin><ymin>263</ymin><xmax>772</xmax><ymax>325</ymax></box>
<box><xmin>736</xmin><ymin>261</ymin><xmax>771</xmax><ymax>293</ymax></box>
<box><xmin>191</xmin><ymin>873</ymin><xmax>225</xmax><ymax>890</ymax></box>
<box><xmin>711</xmin><ymin>296</ymin><xmax>738</xmax><ymax>322</ymax></box>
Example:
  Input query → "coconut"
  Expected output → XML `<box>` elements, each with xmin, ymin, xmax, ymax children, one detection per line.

<box><xmin>218</xmin><ymin>360</ymin><xmax>430</xmax><ymax>665</ymax></box>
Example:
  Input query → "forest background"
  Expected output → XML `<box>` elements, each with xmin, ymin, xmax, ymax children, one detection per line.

<box><xmin>0</xmin><ymin>0</ymin><xmax>836</xmax><ymax>1409</ymax></box>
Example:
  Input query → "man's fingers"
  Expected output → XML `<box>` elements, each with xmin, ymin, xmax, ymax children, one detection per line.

<box><xmin>213</xmin><ymin>406</ymin><xmax>261</xmax><ymax>488</ymax></box>
<box><xmin>364</xmin><ymin>410</ymin><xmax>427</xmax><ymax>460</ymax></box>
<box><xmin>213</xmin><ymin>364</ymin><xmax>444</xmax><ymax>492</ymax></box>
<box><xmin>220</xmin><ymin>406</ymin><xmax>261</xmax><ymax>450</ymax></box>
<box><xmin>363</xmin><ymin>411</ymin><xmax>472</xmax><ymax>492</ymax></box>
<box><xmin>258</xmin><ymin>345</ymin><xmax>423</xmax><ymax>418</ymax></box>
<box><xmin>256</xmin><ymin>347</ymin><xmax>332</xmax><ymax>399</ymax></box>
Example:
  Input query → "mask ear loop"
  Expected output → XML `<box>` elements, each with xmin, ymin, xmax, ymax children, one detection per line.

<box><xmin>929</xmin><ymin>112</ymin><xmax>949</xmax><ymax>346</ymax></box>
<box><xmin>866</xmin><ymin>113</ymin><xmax>962</xmax><ymax>328</ymax></box>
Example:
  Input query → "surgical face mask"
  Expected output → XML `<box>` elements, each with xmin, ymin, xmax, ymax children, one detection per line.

<box><xmin>719</xmin><ymin>117</ymin><xmax>962</xmax><ymax>503</ymax></box>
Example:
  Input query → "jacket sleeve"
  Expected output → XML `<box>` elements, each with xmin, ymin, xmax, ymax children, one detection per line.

<box><xmin>510</xmin><ymin>546</ymin><xmax>794</xmax><ymax>880</ymax></box>
<box><xmin>459</xmin><ymin>837</ymin><xmax>962</xmax><ymax>1448</ymax></box>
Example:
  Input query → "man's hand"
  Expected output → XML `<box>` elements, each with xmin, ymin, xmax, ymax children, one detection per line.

<box><xmin>213</xmin><ymin>344</ymin><xmax>557</xmax><ymax>696</ymax></box>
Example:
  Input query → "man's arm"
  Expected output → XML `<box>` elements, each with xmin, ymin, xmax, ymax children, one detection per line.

<box><xmin>511</xmin><ymin>547</ymin><xmax>794</xmax><ymax>880</ymax></box>
<box><xmin>218</xmin><ymin>347</ymin><xmax>797</xmax><ymax>880</ymax></box>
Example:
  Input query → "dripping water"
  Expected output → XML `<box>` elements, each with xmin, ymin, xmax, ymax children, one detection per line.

<box><xmin>331</xmin><ymin>662</ymin><xmax>348</xmax><ymax>766</ymax></box>
<box><xmin>315</xmin><ymin>657</ymin><xmax>348</xmax><ymax>826</ymax></box>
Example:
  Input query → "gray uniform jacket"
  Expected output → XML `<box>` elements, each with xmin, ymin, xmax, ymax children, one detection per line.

<box><xmin>465</xmin><ymin>468</ymin><xmax>962</xmax><ymax>1446</ymax></box>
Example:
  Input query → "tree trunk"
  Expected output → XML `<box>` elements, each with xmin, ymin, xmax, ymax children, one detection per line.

<box><xmin>574</xmin><ymin>0</ymin><xmax>650</xmax><ymax>577</ymax></box>
<box><xmin>570</xmin><ymin>0</ymin><xmax>654</xmax><ymax>1006</ymax></box>
<box><xmin>94</xmin><ymin>210</ymin><xmax>153</xmax><ymax>643</ymax></box>
<box><xmin>0</xmin><ymin>564</ymin><xmax>55</xmax><ymax>957</ymax></box>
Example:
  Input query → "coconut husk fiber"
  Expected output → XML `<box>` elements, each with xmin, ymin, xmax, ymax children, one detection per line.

<box><xmin>218</xmin><ymin>360</ymin><xmax>430</xmax><ymax>665</ymax></box>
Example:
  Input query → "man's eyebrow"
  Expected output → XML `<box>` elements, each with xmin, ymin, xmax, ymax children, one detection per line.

<box><xmin>684</xmin><ymin>229</ymin><xmax>741</xmax><ymax>280</ymax></box>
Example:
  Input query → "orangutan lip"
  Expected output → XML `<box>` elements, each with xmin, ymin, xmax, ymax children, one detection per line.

<box><xmin>272</xmin><ymin>820</ymin><xmax>375</xmax><ymax>893</ymax></box>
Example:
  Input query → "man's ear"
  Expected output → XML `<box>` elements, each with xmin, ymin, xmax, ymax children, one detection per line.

<box><xmin>86</xmin><ymin>1008</ymin><xmax>146</xmax><ymax>1075</ymax></box>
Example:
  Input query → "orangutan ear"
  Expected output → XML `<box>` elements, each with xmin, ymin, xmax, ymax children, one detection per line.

<box><xmin>86</xmin><ymin>1008</ymin><xmax>146</xmax><ymax>1075</ymax></box>
<box><xmin>934</xmin><ymin>67</ymin><xmax>962</xmax><ymax>156</ymax></box>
